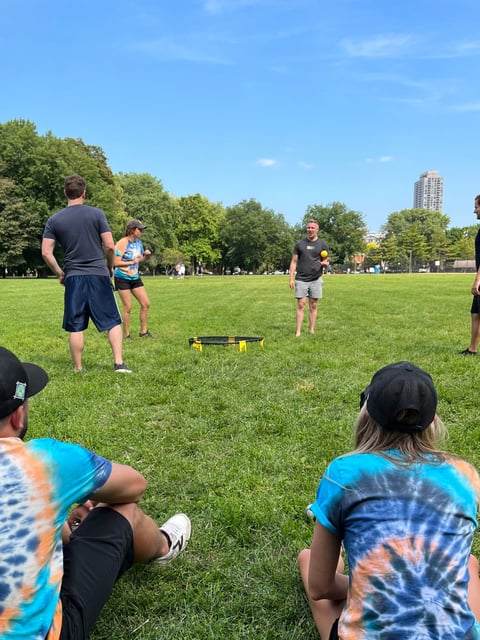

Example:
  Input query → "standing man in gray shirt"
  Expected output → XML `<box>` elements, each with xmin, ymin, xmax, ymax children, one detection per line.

<box><xmin>42</xmin><ymin>175</ymin><xmax>131</xmax><ymax>373</ymax></box>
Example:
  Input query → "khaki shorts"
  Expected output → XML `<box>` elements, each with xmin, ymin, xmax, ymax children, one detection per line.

<box><xmin>294</xmin><ymin>278</ymin><xmax>323</xmax><ymax>300</ymax></box>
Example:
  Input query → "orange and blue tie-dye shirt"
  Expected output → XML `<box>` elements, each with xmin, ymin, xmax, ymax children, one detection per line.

<box><xmin>312</xmin><ymin>451</ymin><xmax>480</xmax><ymax>639</ymax></box>
<box><xmin>114</xmin><ymin>237</ymin><xmax>144</xmax><ymax>281</ymax></box>
<box><xmin>0</xmin><ymin>437</ymin><xmax>112</xmax><ymax>640</ymax></box>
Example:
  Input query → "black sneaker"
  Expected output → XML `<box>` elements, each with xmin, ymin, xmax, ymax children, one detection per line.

<box><xmin>460</xmin><ymin>349</ymin><xmax>477</xmax><ymax>356</ymax></box>
<box><xmin>124</xmin><ymin>335</ymin><xmax>132</xmax><ymax>340</ymax></box>
<box><xmin>114</xmin><ymin>363</ymin><xmax>133</xmax><ymax>373</ymax></box>
<box><xmin>139</xmin><ymin>331</ymin><xmax>155</xmax><ymax>339</ymax></box>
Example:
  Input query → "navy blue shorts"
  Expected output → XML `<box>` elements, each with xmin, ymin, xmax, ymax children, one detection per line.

<box><xmin>63</xmin><ymin>276</ymin><xmax>121</xmax><ymax>332</ymax></box>
<box><xmin>59</xmin><ymin>507</ymin><xmax>134</xmax><ymax>640</ymax></box>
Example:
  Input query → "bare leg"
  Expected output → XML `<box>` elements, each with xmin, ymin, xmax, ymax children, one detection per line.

<box><xmin>309</xmin><ymin>298</ymin><xmax>319</xmax><ymax>334</ymax></box>
<box><xmin>110</xmin><ymin>503</ymin><xmax>169</xmax><ymax>562</ymax></box>
<box><xmin>62</xmin><ymin>502</ymin><xmax>169</xmax><ymax>561</ymax></box>
<box><xmin>107</xmin><ymin>324</ymin><xmax>124</xmax><ymax>365</ymax></box>
<box><xmin>468</xmin><ymin>314</ymin><xmax>480</xmax><ymax>353</ymax></box>
<box><xmin>132</xmin><ymin>286</ymin><xmax>150</xmax><ymax>335</ymax></box>
<box><xmin>298</xmin><ymin>549</ymin><xmax>346</xmax><ymax>640</ymax></box>
<box><xmin>69</xmin><ymin>331</ymin><xmax>84</xmax><ymax>371</ymax></box>
<box><xmin>118</xmin><ymin>289</ymin><xmax>132</xmax><ymax>338</ymax></box>
<box><xmin>296</xmin><ymin>298</ymin><xmax>307</xmax><ymax>336</ymax></box>
<box><xmin>468</xmin><ymin>554</ymin><xmax>480</xmax><ymax>622</ymax></box>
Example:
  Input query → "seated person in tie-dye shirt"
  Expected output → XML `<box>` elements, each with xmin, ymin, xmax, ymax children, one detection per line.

<box><xmin>0</xmin><ymin>346</ymin><xmax>191</xmax><ymax>640</ymax></box>
<box><xmin>298</xmin><ymin>362</ymin><xmax>480</xmax><ymax>640</ymax></box>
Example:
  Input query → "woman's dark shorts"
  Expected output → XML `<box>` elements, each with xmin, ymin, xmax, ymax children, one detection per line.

<box><xmin>114</xmin><ymin>277</ymin><xmax>144</xmax><ymax>291</ymax></box>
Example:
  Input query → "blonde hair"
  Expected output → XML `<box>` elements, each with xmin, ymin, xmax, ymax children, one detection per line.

<box><xmin>353</xmin><ymin>405</ymin><xmax>447</xmax><ymax>465</ymax></box>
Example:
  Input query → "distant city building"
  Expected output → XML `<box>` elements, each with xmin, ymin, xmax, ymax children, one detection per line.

<box><xmin>364</xmin><ymin>231</ymin><xmax>385</xmax><ymax>244</ymax></box>
<box><xmin>413</xmin><ymin>170</ymin><xmax>444</xmax><ymax>212</ymax></box>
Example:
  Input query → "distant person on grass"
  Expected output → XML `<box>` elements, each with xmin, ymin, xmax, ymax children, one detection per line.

<box><xmin>460</xmin><ymin>194</ymin><xmax>480</xmax><ymax>356</ymax></box>
<box><xmin>0</xmin><ymin>345</ymin><xmax>191</xmax><ymax>639</ymax></box>
<box><xmin>114</xmin><ymin>219</ymin><xmax>155</xmax><ymax>340</ymax></box>
<box><xmin>298</xmin><ymin>361</ymin><xmax>480</xmax><ymax>639</ymax></box>
<box><xmin>289</xmin><ymin>220</ymin><xmax>329</xmax><ymax>336</ymax></box>
<box><xmin>41</xmin><ymin>175</ymin><xmax>131</xmax><ymax>373</ymax></box>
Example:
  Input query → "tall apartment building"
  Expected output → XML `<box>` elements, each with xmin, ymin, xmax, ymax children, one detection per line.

<box><xmin>413</xmin><ymin>170</ymin><xmax>444</xmax><ymax>212</ymax></box>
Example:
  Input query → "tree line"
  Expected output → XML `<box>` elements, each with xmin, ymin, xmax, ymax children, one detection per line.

<box><xmin>0</xmin><ymin>119</ymin><xmax>477</xmax><ymax>277</ymax></box>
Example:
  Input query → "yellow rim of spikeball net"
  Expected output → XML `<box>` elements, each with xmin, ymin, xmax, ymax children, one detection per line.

<box><xmin>188</xmin><ymin>336</ymin><xmax>264</xmax><ymax>352</ymax></box>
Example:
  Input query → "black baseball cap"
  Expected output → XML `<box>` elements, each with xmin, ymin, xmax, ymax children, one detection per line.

<box><xmin>0</xmin><ymin>347</ymin><xmax>49</xmax><ymax>420</ymax></box>
<box><xmin>360</xmin><ymin>362</ymin><xmax>437</xmax><ymax>434</ymax></box>
<box><xmin>126</xmin><ymin>219</ymin><xmax>147</xmax><ymax>230</ymax></box>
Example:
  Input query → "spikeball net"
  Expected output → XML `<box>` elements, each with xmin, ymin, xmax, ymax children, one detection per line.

<box><xmin>189</xmin><ymin>336</ymin><xmax>264</xmax><ymax>352</ymax></box>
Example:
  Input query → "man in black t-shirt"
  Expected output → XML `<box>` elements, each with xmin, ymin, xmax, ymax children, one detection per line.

<box><xmin>289</xmin><ymin>220</ymin><xmax>329</xmax><ymax>337</ymax></box>
<box><xmin>460</xmin><ymin>194</ymin><xmax>480</xmax><ymax>355</ymax></box>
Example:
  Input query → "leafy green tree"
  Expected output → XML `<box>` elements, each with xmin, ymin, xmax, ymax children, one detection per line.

<box><xmin>378</xmin><ymin>234</ymin><xmax>401</xmax><ymax>271</ymax></box>
<box><xmin>382</xmin><ymin>208</ymin><xmax>450</xmax><ymax>270</ymax></box>
<box><xmin>0</xmin><ymin>174</ymin><xmax>41</xmax><ymax>275</ymax></box>
<box><xmin>400</xmin><ymin>223</ymin><xmax>428</xmax><ymax>272</ymax></box>
<box><xmin>0</xmin><ymin>120</ymin><xmax>127</xmax><ymax>268</ymax></box>
<box><xmin>302</xmin><ymin>202</ymin><xmax>366</xmax><ymax>264</ymax></box>
<box><xmin>446</xmin><ymin>226</ymin><xmax>477</xmax><ymax>262</ymax></box>
<box><xmin>221</xmin><ymin>199</ymin><xmax>280</xmax><ymax>273</ymax></box>
<box><xmin>117</xmin><ymin>172</ymin><xmax>179</xmax><ymax>254</ymax></box>
<box><xmin>177</xmin><ymin>194</ymin><xmax>224</xmax><ymax>272</ymax></box>
<box><xmin>159</xmin><ymin>247</ymin><xmax>185</xmax><ymax>275</ymax></box>
<box><xmin>263</xmin><ymin>213</ymin><xmax>295</xmax><ymax>273</ymax></box>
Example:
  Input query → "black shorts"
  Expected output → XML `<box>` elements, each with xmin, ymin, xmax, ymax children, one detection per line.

<box><xmin>59</xmin><ymin>507</ymin><xmax>134</xmax><ymax>640</ymax></box>
<box><xmin>471</xmin><ymin>295</ymin><xmax>480</xmax><ymax>314</ymax></box>
<box><xmin>114</xmin><ymin>276</ymin><xmax>144</xmax><ymax>291</ymax></box>
<box><xmin>329</xmin><ymin>618</ymin><xmax>339</xmax><ymax>640</ymax></box>
<box><xmin>63</xmin><ymin>276</ymin><xmax>121</xmax><ymax>332</ymax></box>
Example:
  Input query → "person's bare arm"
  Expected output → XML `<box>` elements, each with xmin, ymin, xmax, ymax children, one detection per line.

<box><xmin>41</xmin><ymin>237</ymin><xmax>64</xmax><ymax>283</ymax></box>
<box><xmin>289</xmin><ymin>254</ymin><xmax>298</xmax><ymax>289</ymax></box>
<box><xmin>101</xmin><ymin>230</ymin><xmax>115</xmax><ymax>274</ymax></box>
<box><xmin>308</xmin><ymin>522</ymin><xmax>348</xmax><ymax>601</ymax></box>
<box><xmin>90</xmin><ymin>462</ymin><xmax>147</xmax><ymax>504</ymax></box>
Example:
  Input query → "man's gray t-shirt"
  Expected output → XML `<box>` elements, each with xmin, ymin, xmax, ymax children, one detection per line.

<box><xmin>43</xmin><ymin>205</ymin><xmax>111</xmax><ymax>278</ymax></box>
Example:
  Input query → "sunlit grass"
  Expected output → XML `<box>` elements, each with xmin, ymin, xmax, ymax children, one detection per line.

<box><xmin>1</xmin><ymin>272</ymin><xmax>479</xmax><ymax>639</ymax></box>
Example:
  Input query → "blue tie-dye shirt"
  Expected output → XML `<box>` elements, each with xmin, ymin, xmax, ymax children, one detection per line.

<box><xmin>312</xmin><ymin>450</ymin><xmax>480</xmax><ymax>639</ymax></box>
<box><xmin>0</xmin><ymin>437</ymin><xmax>112</xmax><ymax>640</ymax></box>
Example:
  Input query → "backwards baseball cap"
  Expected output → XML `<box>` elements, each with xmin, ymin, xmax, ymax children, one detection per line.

<box><xmin>360</xmin><ymin>362</ymin><xmax>437</xmax><ymax>434</ymax></box>
<box><xmin>126</xmin><ymin>219</ymin><xmax>147</xmax><ymax>230</ymax></box>
<box><xmin>0</xmin><ymin>347</ymin><xmax>49</xmax><ymax>420</ymax></box>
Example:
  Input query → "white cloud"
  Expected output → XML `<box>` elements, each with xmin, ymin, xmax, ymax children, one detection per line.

<box><xmin>257</xmin><ymin>158</ymin><xmax>278</xmax><ymax>167</ymax></box>
<box><xmin>204</xmin><ymin>0</ymin><xmax>272</xmax><ymax>14</ymax></box>
<box><xmin>449</xmin><ymin>102</ymin><xmax>480</xmax><ymax>112</ymax></box>
<box><xmin>131</xmin><ymin>36</ymin><xmax>229</xmax><ymax>64</ymax></box>
<box><xmin>299</xmin><ymin>161</ymin><xmax>314</xmax><ymax>170</ymax></box>
<box><xmin>340</xmin><ymin>34</ymin><xmax>417</xmax><ymax>58</ymax></box>
<box><xmin>366</xmin><ymin>156</ymin><xmax>393</xmax><ymax>164</ymax></box>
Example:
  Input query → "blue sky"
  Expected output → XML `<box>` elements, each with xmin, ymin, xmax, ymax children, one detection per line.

<box><xmin>2</xmin><ymin>0</ymin><xmax>480</xmax><ymax>232</ymax></box>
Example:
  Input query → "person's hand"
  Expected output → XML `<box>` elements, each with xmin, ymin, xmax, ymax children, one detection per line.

<box><xmin>472</xmin><ymin>280</ymin><xmax>480</xmax><ymax>296</ymax></box>
<box><xmin>144</xmin><ymin>249</ymin><xmax>151</xmax><ymax>258</ymax></box>
<box><xmin>289</xmin><ymin>279</ymin><xmax>295</xmax><ymax>289</ymax></box>
<box><xmin>58</xmin><ymin>271</ymin><xmax>65</xmax><ymax>285</ymax></box>
<box><xmin>67</xmin><ymin>501</ymin><xmax>96</xmax><ymax>531</ymax></box>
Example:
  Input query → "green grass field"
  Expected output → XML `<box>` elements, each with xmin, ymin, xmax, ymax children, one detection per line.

<box><xmin>1</xmin><ymin>273</ymin><xmax>480</xmax><ymax>639</ymax></box>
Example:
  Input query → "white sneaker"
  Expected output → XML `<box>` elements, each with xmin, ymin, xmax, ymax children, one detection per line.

<box><xmin>155</xmin><ymin>513</ymin><xmax>191</xmax><ymax>565</ymax></box>
<box><xmin>305</xmin><ymin>503</ymin><xmax>316</xmax><ymax>522</ymax></box>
